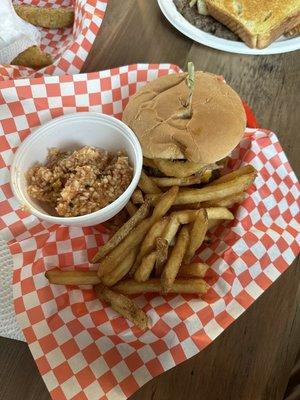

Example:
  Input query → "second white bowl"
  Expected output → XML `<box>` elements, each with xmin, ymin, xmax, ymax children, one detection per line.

<box><xmin>11</xmin><ymin>112</ymin><xmax>143</xmax><ymax>227</ymax></box>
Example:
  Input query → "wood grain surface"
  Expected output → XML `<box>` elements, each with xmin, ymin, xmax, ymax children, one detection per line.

<box><xmin>1</xmin><ymin>1</ymin><xmax>299</xmax><ymax>399</ymax></box>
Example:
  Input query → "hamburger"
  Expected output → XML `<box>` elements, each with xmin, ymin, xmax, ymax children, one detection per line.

<box><xmin>123</xmin><ymin>68</ymin><xmax>246</xmax><ymax>179</ymax></box>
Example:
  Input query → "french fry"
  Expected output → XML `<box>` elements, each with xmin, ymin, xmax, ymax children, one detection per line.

<box><xmin>161</xmin><ymin>209</ymin><xmax>199</xmax><ymax>244</ymax></box>
<box><xmin>208</xmin><ymin>165</ymin><xmax>256</xmax><ymax>186</ymax></box>
<box><xmin>178</xmin><ymin>263</ymin><xmax>209</xmax><ymax>278</ymax></box>
<box><xmin>130</xmin><ymin>217</ymin><xmax>169</xmax><ymax>276</ymax></box>
<box><xmin>155</xmin><ymin>237</ymin><xmax>168</xmax><ymax>276</ymax></box>
<box><xmin>151</xmin><ymin>186</ymin><xmax>179</xmax><ymax>220</ymax></box>
<box><xmin>98</xmin><ymin>187</ymin><xmax>178</xmax><ymax>277</ymax></box>
<box><xmin>153</xmin><ymin>159</ymin><xmax>206</xmax><ymax>178</ymax></box>
<box><xmin>138</xmin><ymin>171</ymin><xmax>162</xmax><ymax>194</ymax></box>
<box><xmin>162</xmin><ymin>208</ymin><xmax>232</xmax><ymax>236</ymax></box>
<box><xmin>46</xmin><ymin>270</ymin><xmax>99</xmax><ymax>285</ymax></box>
<box><xmin>202</xmin><ymin>192</ymin><xmax>246</xmax><ymax>208</ymax></box>
<box><xmin>161</xmin><ymin>214</ymin><xmax>181</xmax><ymax>244</ymax></box>
<box><xmin>14</xmin><ymin>5</ymin><xmax>74</xmax><ymax>29</ymax></box>
<box><xmin>147</xmin><ymin>173</ymin><xmax>256</xmax><ymax>206</ymax></box>
<box><xmin>151</xmin><ymin>174</ymin><xmax>204</xmax><ymax>187</ymax></box>
<box><xmin>143</xmin><ymin>157</ymin><xmax>157</xmax><ymax>169</ymax></box>
<box><xmin>101</xmin><ymin>247</ymin><xmax>138</xmax><ymax>287</ymax></box>
<box><xmin>175</xmin><ymin>210</ymin><xmax>201</xmax><ymax>224</ymax></box>
<box><xmin>205</xmin><ymin>207</ymin><xmax>234</xmax><ymax>221</ymax></box>
<box><xmin>134</xmin><ymin>236</ymin><xmax>169</xmax><ymax>282</ymax></box>
<box><xmin>12</xmin><ymin>46</ymin><xmax>53</xmax><ymax>69</ymax></box>
<box><xmin>92</xmin><ymin>201</ymin><xmax>150</xmax><ymax>263</ymax></box>
<box><xmin>134</xmin><ymin>251</ymin><xmax>157</xmax><ymax>282</ymax></box>
<box><xmin>139</xmin><ymin>217</ymin><xmax>169</xmax><ymax>255</ymax></box>
<box><xmin>170</xmin><ymin>199</ymin><xmax>236</xmax><ymax>212</ymax></box>
<box><xmin>114</xmin><ymin>278</ymin><xmax>209</xmax><ymax>295</ymax></box>
<box><xmin>184</xmin><ymin>209</ymin><xmax>208</xmax><ymax>263</ymax></box>
<box><xmin>170</xmin><ymin>203</ymin><xmax>202</xmax><ymax>212</ymax></box>
<box><xmin>125</xmin><ymin>200</ymin><xmax>138</xmax><ymax>217</ymax></box>
<box><xmin>206</xmin><ymin>209</ymin><xmax>235</xmax><ymax>232</ymax></box>
<box><xmin>94</xmin><ymin>283</ymin><xmax>148</xmax><ymax>330</ymax></box>
<box><xmin>161</xmin><ymin>226</ymin><xmax>190</xmax><ymax>293</ymax></box>
<box><xmin>98</xmin><ymin>218</ymin><xmax>151</xmax><ymax>277</ymax></box>
<box><xmin>131</xmin><ymin>188</ymin><xmax>144</xmax><ymax>204</ymax></box>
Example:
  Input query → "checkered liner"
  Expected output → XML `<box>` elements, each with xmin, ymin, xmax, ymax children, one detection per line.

<box><xmin>0</xmin><ymin>0</ymin><xmax>107</xmax><ymax>80</ymax></box>
<box><xmin>0</xmin><ymin>64</ymin><xmax>299</xmax><ymax>400</ymax></box>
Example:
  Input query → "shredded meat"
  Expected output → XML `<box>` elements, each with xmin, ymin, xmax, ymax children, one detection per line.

<box><xmin>27</xmin><ymin>146</ymin><xmax>133</xmax><ymax>217</ymax></box>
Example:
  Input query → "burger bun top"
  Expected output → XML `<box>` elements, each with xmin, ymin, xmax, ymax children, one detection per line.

<box><xmin>123</xmin><ymin>71</ymin><xmax>246</xmax><ymax>163</ymax></box>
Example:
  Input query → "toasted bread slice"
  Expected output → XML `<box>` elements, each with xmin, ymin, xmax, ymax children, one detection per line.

<box><xmin>205</xmin><ymin>0</ymin><xmax>300</xmax><ymax>48</ymax></box>
<box><xmin>285</xmin><ymin>23</ymin><xmax>300</xmax><ymax>37</ymax></box>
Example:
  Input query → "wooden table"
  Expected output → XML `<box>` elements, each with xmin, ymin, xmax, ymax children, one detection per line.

<box><xmin>1</xmin><ymin>1</ymin><xmax>299</xmax><ymax>399</ymax></box>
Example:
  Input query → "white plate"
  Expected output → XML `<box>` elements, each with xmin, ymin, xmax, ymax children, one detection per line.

<box><xmin>158</xmin><ymin>0</ymin><xmax>300</xmax><ymax>55</ymax></box>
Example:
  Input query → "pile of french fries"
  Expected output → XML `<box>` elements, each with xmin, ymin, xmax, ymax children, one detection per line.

<box><xmin>46</xmin><ymin>160</ymin><xmax>256</xmax><ymax>330</ymax></box>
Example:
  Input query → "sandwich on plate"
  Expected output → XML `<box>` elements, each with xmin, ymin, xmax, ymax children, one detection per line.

<box><xmin>205</xmin><ymin>0</ymin><xmax>300</xmax><ymax>48</ymax></box>
<box><xmin>174</xmin><ymin>0</ymin><xmax>300</xmax><ymax>48</ymax></box>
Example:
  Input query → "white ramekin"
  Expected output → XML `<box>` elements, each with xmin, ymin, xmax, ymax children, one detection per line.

<box><xmin>11</xmin><ymin>112</ymin><xmax>142</xmax><ymax>227</ymax></box>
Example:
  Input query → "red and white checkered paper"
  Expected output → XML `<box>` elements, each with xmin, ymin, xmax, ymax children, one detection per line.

<box><xmin>0</xmin><ymin>0</ymin><xmax>107</xmax><ymax>81</ymax></box>
<box><xmin>0</xmin><ymin>64</ymin><xmax>299</xmax><ymax>400</ymax></box>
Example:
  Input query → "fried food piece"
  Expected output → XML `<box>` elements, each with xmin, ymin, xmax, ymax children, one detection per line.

<box><xmin>45</xmin><ymin>270</ymin><xmax>99</xmax><ymax>285</ymax></box>
<box><xmin>160</xmin><ymin>209</ymin><xmax>209</xmax><ymax>247</ymax></box>
<box><xmin>134</xmin><ymin>251</ymin><xmax>157</xmax><ymax>282</ymax></box>
<box><xmin>178</xmin><ymin>263</ymin><xmax>209</xmax><ymax>279</ymax></box>
<box><xmin>101</xmin><ymin>247</ymin><xmax>138</xmax><ymax>287</ymax></box>
<box><xmin>11</xmin><ymin>46</ymin><xmax>53</xmax><ymax>69</ymax></box>
<box><xmin>98</xmin><ymin>186</ymin><xmax>179</xmax><ymax>277</ymax></box>
<box><xmin>131</xmin><ymin>188</ymin><xmax>144</xmax><ymax>204</ymax></box>
<box><xmin>151</xmin><ymin>174</ymin><xmax>206</xmax><ymax>187</ymax></box>
<box><xmin>202</xmin><ymin>192</ymin><xmax>246</xmax><ymax>208</ymax></box>
<box><xmin>46</xmin><ymin>269</ymin><xmax>210</xmax><ymax>293</ymax></box>
<box><xmin>161</xmin><ymin>226</ymin><xmax>190</xmax><ymax>293</ymax></box>
<box><xmin>139</xmin><ymin>217</ymin><xmax>169</xmax><ymax>256</ymax></box>
<box><xmin>125</xmin><ymin>200</ymin><xmax>138</xmax><ymax>217</ymax></box>
<box><xmin>130</xmin><ymin>217</ymin><xmax>169</xmax><ymax>276</ymax></box>
<box><xmin>14</xmin><ymin>5</ymin><xmax>74</xmax><ymax>29</ymax></box>
<box><xmin>156</xmin><ymin>210</ymin><xmax>196</xmax><ymax>260</ymax></box>
<box><xmin>138</xmin><ymin>171</ymin><xmax>162</xmax><ymax>194</ymax></box>
<box><xmin>161</xmin><ymin>213</ymin><xmax>181</xmax><ymax>244</ymax></box>
<box><xmin>170</xmin><ymin>203</ymin><xmax>203</xmax><ymax>212</ymax></box>
<box><xmin>205</xmin><ymin>207</ymin><xmax>234</xmax><ymax>221</ymax></box>
<box><xmin>147</xmin><ymin>172</ymin><xmax>256</xmax><ymax>205</ymax></box>
<box><xmin>92</xmin><ymin>201</ymin><xmax>150</xmax><ymax>263</ymax></box>
<box><xmin>134</xmin><ymin>236</ymin><xmax>168</xmax><ymax>282</ymax></box>
<box><xmin>94</xmin><ymin>283</ymin><xmax>148</xmax><ymax>330</ymax></box>
<box><xmin>162</xmin><ymin>208</ymin><xmax>232</xmax><ymax>240</ymax></box>
<box><xmin>207</xmin><ymin>165</ymin><xmax>256</xmax><ymax>186</ymax></box>
<box><xmin>155</xmin><ymin>237</ymin><xmax>168</xmax><ymax>276</ymax></box>
<box><xmin>184</xmin><ymin>209</ymin><xmax>208</xmax><ymax>263</ymax></box>
<box><xmin>114</xmin><ymin>278</ymin><xmax>209</xmax><ymax>295</ymax></box>
<box><xmin>143</xmin><ymin>157</ymin><xmax>158</xmax><ymax>169</ymax></box>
